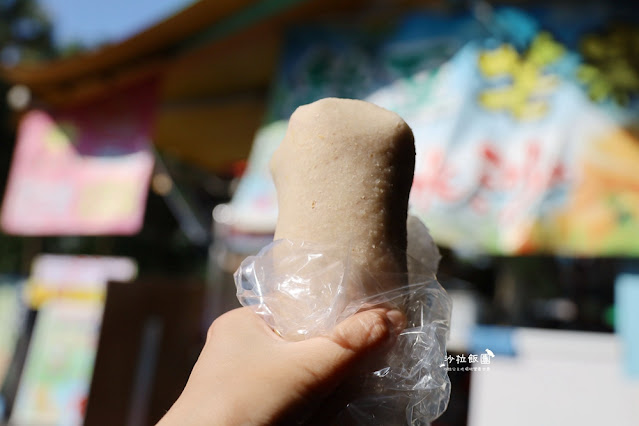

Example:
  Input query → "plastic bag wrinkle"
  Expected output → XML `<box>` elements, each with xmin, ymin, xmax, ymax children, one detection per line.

<box><xmin>234</xmin><ymin>219</ymin><xmax>451</xmax><ymax>424</ymax></box>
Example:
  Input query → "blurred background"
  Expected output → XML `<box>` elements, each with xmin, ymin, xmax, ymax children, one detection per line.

<box><xmin>0</xmin><ymin>0</ymin><xmax>638</xmax><ymax>425</ymax></box>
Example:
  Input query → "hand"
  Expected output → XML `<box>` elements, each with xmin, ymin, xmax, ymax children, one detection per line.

<box><xmin>157</xmin><ymin>306</ymin><xmax>405</xmax><ymax>425</ymax></box>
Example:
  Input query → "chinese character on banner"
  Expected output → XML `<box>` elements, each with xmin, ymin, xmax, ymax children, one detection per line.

<box><xmin>1</xmin><ymin>79</ymin><xmax>158</xmax><ymax>235</ymax></box>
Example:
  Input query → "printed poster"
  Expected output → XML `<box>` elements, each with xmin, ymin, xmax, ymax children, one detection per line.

<box><xmin>10</xmin><ymin>300</ymin><xmax>103</xmax><ymax>426</ymax></box>
<box><xmin>9</xmin><ymin>255</ymin><xmax>137</xmax><ymax>425</ymax></box>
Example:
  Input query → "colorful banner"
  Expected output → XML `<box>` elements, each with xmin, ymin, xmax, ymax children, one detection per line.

<box><xmin>1</xmin><ymin>79</ymin><xmax>157</xmax><ymax>235</ymax></box>
<box><xmin>230</xmin><ymin>6</ymin><xmax>639</xmax><ymax>256</ymax></box>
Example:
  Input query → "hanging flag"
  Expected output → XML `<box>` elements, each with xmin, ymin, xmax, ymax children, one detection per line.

<box><xmin>1</xmin><ymin>79</ymin><xmax>157</xmax><ymax>235</ymax></box>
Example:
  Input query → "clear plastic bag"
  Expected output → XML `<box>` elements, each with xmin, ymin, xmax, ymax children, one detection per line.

<box><xmin>234</xmin><ymin>217</ymin><xmax>451</xmax><ymax>425</ymax></box>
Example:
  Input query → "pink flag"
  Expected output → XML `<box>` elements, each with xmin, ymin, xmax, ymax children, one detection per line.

<box><xmin>1</xmin><ymin>80</ymin><xmax>157</xmax><ymax>235</ymax></box>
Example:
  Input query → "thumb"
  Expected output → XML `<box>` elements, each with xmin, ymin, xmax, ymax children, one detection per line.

<box><xmin>296</xmin><ymin>308</ymin><xmax>406</xmax><ymax>384</ymax></box>
<box><xmin>330</xmin><ymin>308</ymin><xmax>405</xmax><ymax>355</ymax></box>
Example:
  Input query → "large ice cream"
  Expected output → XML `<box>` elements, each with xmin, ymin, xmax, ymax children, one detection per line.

<box><xmin>270</xmin><ymin>98</ymin><xmax>415</xmax><ymax>298</ymax></box>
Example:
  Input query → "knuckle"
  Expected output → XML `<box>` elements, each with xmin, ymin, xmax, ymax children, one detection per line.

<box><xmin>332</xmin><ymin>309</ymin><xmax>391</xmax><ymax>352</ymax></box>
<box><xmin>206</xmin><ymin>320</ymin><xmax>220</xmax><ymax>342</ymax></box>
<box><xmin>205</xmin><ymin>310</ymin><xmax>233</xmax><ymax>342</ymax></box>
<box><xmin>363</xmin><ymin>310</ymin><xmax>391</xmax><ymax>345</ymax></box>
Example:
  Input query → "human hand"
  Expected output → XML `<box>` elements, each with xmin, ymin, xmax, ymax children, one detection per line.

<box><xmin>157</xmin><ymin>306</ymin><xmax>406</xmax><ymax>425</ymax></box>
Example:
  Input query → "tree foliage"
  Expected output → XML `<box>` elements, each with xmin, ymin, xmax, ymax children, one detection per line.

<box><xmin>0</xmin><ymin>0</ymin><xmax>56</xmax><ymax>65</ymax></box>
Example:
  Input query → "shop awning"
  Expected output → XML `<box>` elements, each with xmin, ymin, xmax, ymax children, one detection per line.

<box><xmin>1</xmin><ymin>0</ymin><xmax>383</xmax><ymax>173</ymax></box>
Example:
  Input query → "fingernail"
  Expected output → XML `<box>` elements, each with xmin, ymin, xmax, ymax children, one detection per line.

<box><xmin>385</xmin><ymin>309</ymin><xmax>406</xmax><ymax>336</ymax></box>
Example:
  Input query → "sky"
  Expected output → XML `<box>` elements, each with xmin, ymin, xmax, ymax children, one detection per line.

<box><xmin>37</xmin><ymin>0</ymin><xmax>196</xmax><ymax>48</ymax></box>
